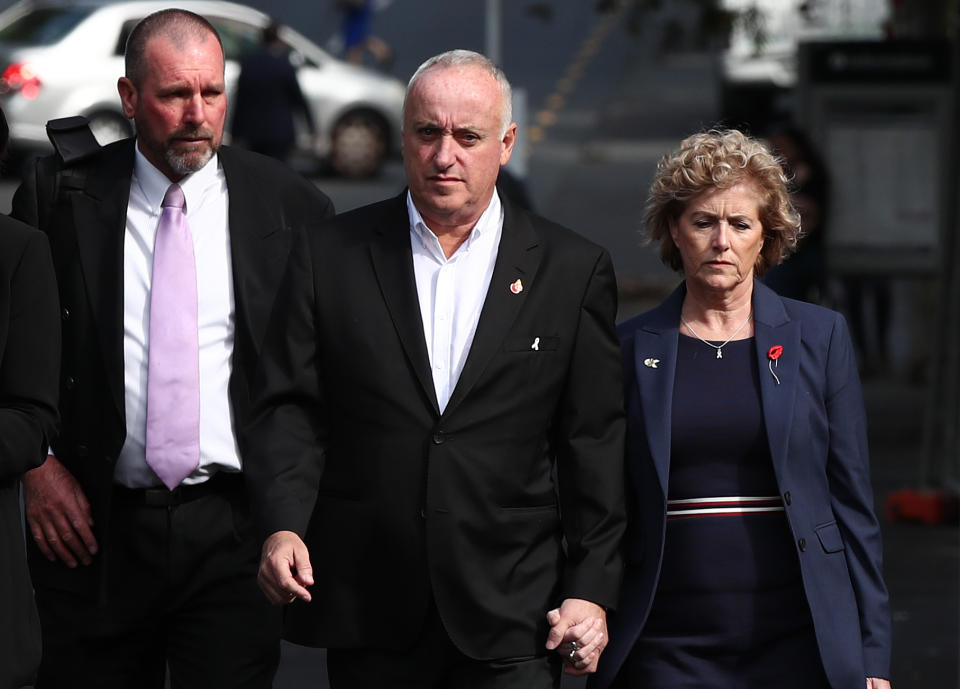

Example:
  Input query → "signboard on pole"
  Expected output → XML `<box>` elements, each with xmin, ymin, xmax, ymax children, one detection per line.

<box><xmin>798</xmin><ymin>40</ymin><xmax>953</xmax><ymax>275</ymax></box>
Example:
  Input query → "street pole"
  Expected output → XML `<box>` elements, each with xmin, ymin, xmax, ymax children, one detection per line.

<box><xmin>484</xmin><ymin>0</ymin><xmax>526</xmax><ymax>179</ymax></box>
<box><xmin>485</xmin><ymin>0</ymin><xmax>502</xmax><ymax>66</ymax></box>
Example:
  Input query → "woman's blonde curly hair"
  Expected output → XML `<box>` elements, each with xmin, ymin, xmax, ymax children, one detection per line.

<box><xmin>644</xmin><ymin>128</ymin><xmax>802</xmax><ymax>276</ymax></box>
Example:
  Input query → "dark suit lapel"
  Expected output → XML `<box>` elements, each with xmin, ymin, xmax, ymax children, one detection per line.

<box><xmin>443</xmin><ymin>197</ymin><xmax>541</xmax><ymax>415</ymax></box>
<box><xmin>368</xmin><ymin>195</ymin><xmax>440</xmax><ymax>414</ymax></box>
<box><xmin>633</xmin><ymin>285</ymin><xmax>683</xmax><ymax>496</ymax></box>
<box><xmin>72</xmin><ymin>140</ymin><xmax>134</xmax><ymax>420</ymax></box>
<box><xmin>220</xmin><ymin>147</ymin><xmax>300</xmax><ymax>352</ymax></box>
<box><xmin>752</xmin><ymin>281</ymin><xmax>801</xmax><ymax>477</ymax></box>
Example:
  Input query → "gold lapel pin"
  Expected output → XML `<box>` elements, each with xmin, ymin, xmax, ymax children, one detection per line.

<box><xmin>510</xmin><ymin>279</ymin><xmax>523</xmax><ymax>294</ymax></box>
<box><xmin>643</xmin><ymin>358</ymin><xmax>660</xmax><ymax>369</ymax></box>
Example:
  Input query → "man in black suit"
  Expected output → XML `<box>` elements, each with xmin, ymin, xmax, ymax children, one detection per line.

<box><xmin>0</xmin><ymin>105</ymin><xmax>60</xmax><ymax>689</ymax></box>
<box><xmin>231</xmin><ymin>21</ymin><xmax>315</xmax><ymax>162</ymax></box>
<box><xmin>11</xmin><ymin>10</ymin><xmax>333</xmax><ymax>688</ymax></box>
<box><xmin>246</xmin><ymin>50</ymin><xmax>625</xmax><ymax>688</ymax></box>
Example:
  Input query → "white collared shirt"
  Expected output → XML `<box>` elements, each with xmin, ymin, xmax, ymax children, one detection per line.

<box><xmin>408</xmin><ymin>190</ymin><xmax>503</xmax><ymax>413</ymax></box>
<box><xmin>114</xmin><ymin>149</ymin><xmax>240</xmax><ymax>488</ymax></box>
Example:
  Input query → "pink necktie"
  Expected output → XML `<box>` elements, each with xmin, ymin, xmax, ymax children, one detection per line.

<box><xmin>145</xmin><ymin>183</ymin><xmax>200</xmax><ymax>490</ymax></box>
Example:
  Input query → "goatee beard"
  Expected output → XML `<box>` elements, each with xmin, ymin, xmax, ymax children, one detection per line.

<box><xmin>165</xmin><ymin>127</ymin><xmax>218</xmax><ymax>176</ymax></box>
<box><xmin>166</xmin><ymin>144</ymin><xmax>216</xmax><ymax>176</ymax></box>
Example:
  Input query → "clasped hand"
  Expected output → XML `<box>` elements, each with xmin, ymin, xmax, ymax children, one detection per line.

<box><xmin>545</xmin><ymin>598</ymin><xmax>608</xmax><ymax>675</ymax></box>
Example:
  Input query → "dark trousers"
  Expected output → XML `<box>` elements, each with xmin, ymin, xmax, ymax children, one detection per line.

<box><xmin>33</xmin><ymin>473</ymin><xmax>281</xmax><ymax>689</ymax></box>
<box><xmin>327</xmin><ymin>601</ymin><xmax>561</xmax><ymax>689</ymax></box>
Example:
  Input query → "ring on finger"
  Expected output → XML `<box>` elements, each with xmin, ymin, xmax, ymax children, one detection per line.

<box><xmin>568</xmin><ymin>641</ymin><xmax>578</xmax><ymax>662</ymax></box>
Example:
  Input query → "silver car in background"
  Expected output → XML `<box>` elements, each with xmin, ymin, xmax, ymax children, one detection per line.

<box><xmin>0</xmin><ymin>0</ymin><xmax>406</xmax><ymax>176</ymax></box>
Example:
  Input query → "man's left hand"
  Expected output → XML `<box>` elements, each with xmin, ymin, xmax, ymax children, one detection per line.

<box><xmin>545</xmin><ymin>598</ymin><xmax>608</xmax><ymax>675</ymax></box>
<box><xmin>867</xmin><ymin>678</ymin><xmax>892</xmax><ymax>689</ymax></box>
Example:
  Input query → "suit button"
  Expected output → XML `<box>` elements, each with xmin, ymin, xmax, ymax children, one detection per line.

<box><xmin>784</xmin><ymin>491</ymin><xmax>792</xmax><ymax>506</ymax></box>
<box><xmin>61</xmin><ymin>307</ymin><xmax>70</xmax><ymax>321</ymax></box>
<box><xmin>419</xmin><ymin>508</ymin><xmax>426</xmax><ymax>519</ymax></box>
<box><xmin>798</xmin><ymin>537</ymin><xmax>807</xmax><ymax>552</ymax></box>
<box><xmin>76</xmin><ymin>444</ymin><xmax>88</xmax><ymax>457</ymax></box>
<box><xmin>65</xmin><ymin>376</ymin><xmax>77</xmax><ymax>390</ymax></box>
<box><xmin>432</xmin><ymin>432</ymin><xmax>445</xmax><ymax>445</ymax></box>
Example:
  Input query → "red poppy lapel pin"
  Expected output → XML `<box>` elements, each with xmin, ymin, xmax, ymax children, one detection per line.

<box><xmin>767</xmin><ymin>345</ymin><xmax>783</xmax><ymax>385</ymax></box>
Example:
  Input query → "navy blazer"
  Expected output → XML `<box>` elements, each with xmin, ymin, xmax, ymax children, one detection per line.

<box><xmin>593</xmin><ymin>280</ymin><xmax>891</xmax><ymax>689</ymax></box>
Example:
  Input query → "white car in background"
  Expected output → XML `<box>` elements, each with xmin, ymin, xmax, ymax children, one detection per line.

<box><xmin>0</xmin><ymin>0</ymin><xmax>406</xmax><ymax>176</ymax></box>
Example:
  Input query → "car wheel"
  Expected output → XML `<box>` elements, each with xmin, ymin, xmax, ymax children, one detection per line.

<box><xmin>86</xmin><ymin>111</ymin><xmax>133</xmax><ymax>146</ymax></box>
<box><xmin>329</xmin><ymin>111</ymin><xmax>387</xmax><ymax>178</ymax></box>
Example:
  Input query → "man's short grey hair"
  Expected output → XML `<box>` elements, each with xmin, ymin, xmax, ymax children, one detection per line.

<box><xmin>125</xmin><ymin>9</ymin><xmax>223</xmax><ymax>87</ymax></box>
<box><xmin>404</xmin><ymin>50</ymin><xmax>513</xmax><ymax>137</ymax></box>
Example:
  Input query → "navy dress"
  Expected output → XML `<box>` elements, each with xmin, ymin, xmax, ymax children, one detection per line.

<box><xmin>619</xmin><ymin>336</ymin><xmax>831</xmax><ymax>688</ymax></box>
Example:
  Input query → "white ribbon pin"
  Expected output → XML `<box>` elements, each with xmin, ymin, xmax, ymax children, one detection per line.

<box><xmin>531</xmin><ymin>337</ymin><xmax>540</xmax><ymax>351</ymax></box>
<box><xmin>643</xmin><ymin>358</ymin><xmax>660</xmax><ymax>369</ymax></box>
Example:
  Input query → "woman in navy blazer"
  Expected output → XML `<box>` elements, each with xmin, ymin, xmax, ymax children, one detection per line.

<box><xmin>590</xmin><ymin>130</ymin><xmax>891</xmax><ymax>689</ymax></box>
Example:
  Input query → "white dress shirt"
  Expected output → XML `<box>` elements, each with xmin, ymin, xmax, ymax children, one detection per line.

<box><xmin>408</xmin><ymin>190</ymin><xmax>503</xmax><ymax>413</ymax></box>
<box><xmin>114</xmin><ymin>149</ymin><xmax>240</xmax><ymax>488</ymax></box>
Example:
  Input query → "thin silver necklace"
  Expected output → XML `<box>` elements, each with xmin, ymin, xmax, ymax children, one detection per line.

<box><xmin>680</xmin><ymin>310</ymin><xmax>753</xmax><ymax>359</ymax></box>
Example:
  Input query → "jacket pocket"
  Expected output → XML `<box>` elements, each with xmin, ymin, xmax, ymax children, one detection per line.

<box><xmin>814</xmin><ymin>521</ymin><xmax>845</xmax><ymax>553</ymax></box>
<box><xmin>498</xmin><ymin>503</ymin><xmax>558</xmax><ymax>515</ymax></box>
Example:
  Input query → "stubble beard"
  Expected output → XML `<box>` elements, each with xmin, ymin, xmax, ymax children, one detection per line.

<box><xmin>164</xmin><ymin>126</ymin><xmax>220</xmax><ymax>176</ymax></box>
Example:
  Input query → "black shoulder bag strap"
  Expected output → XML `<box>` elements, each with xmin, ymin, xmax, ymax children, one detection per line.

<box><xmin>42</xmin><ymin>116</ymin><xmax>103</xmax><ymax>224</ymax></box>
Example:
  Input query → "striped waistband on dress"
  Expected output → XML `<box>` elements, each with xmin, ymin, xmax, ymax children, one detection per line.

<box><xmin>666</xmin><ymin>496</ymin><xmax>785</xmax><ymax>519</ymax></box>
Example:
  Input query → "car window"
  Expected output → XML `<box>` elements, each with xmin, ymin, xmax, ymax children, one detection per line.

<box><xmin>115</xmin><ymin>19</ymin><xmax>136</xmax><ymax>56</ymax></box>
<box><xmin>0</xmin><ymin>7</ymin><xmax>94</xmax><ymax>45</ymax></box>
<box><xmin>287</xmin><ymin>45</ymin><xmax>317</xmax><ymax>69</ymax></box>
<box><xmin>207</xmin><ymin>17</ymin><xmax>260</xmax><ymax>62</ymax></box>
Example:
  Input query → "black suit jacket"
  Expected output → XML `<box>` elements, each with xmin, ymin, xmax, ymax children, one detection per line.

<box><xmin>0</xmin><ymin>217</ymin><xmax>59</xmax><ymax>688</ymax></box>
<box><xmin>244</xmin><ymin>193</ymin><xmax>626</xmax><ymax>659</ymax></box>
<box><xmin>232</xmin><ymin>47</ymin><xmax>313</xmax><ymax>147</ymax></box>
<box><xmin>11</xmin><ymin>139</ymin><xmax>333</xmax><ymax>596</ymax></box>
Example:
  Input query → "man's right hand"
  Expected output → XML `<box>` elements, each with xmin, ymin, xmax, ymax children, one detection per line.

<box><xmin>23</xmin><ymin>455</ymin><xmax>98</xmax><ymax>567</ymax></box>
<box><xmin>258</xmin><ymin>530</ymin><xmax>314</xmax><ymax>605</ymax></box>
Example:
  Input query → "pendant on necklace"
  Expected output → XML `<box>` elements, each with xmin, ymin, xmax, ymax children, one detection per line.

<box><xmin>716</xmin><ymin>349</ymin><xmax>723</xmax><ymax>359</ymax></box>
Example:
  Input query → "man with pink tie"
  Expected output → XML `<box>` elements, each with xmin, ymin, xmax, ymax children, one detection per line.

<box><xmin>11</xmin><ymin>9</ymin><xmax>333</xmax><ymax>688</ymax></box>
